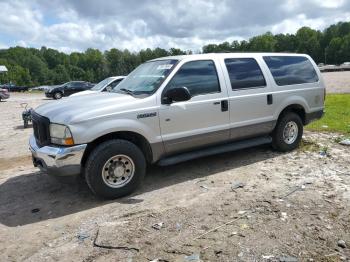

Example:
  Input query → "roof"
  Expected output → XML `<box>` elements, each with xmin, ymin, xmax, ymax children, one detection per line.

<box><xmin>150</xmin><ymin>52</ymin><xmax>308</xmax><ymax>62</ymax></box>
<box><xmin>0</xmin><ymin>65</ymin><xmax>8</xmax><ymax>72</ymax></box>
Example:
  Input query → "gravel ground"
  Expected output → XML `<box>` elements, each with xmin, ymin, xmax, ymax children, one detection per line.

<box><xmin>322</xmin><ymin>71</ymin><xmax>350</xmax><ymax>93</ymax></box>
<box><xmin>0</xmin><ymin>75</ymin><xmax>349</xmax><ymax>261</ymax></box>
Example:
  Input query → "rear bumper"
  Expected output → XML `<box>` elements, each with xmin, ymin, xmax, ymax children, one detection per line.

<box><xmin>29</xmin><ymin>135</ymin><xmax>87</xmax><ymax>176</ymax></box>
<box><xmin>305</xmin><ymin>109</ymin><xmax>324</xmax><ymax>125</ymax></box>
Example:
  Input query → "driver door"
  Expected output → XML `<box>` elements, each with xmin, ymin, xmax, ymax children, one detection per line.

<box><xmin>63</xmin><ymin>83</ymin><xmax>74</xmax><ymax>96</ymax></box>
<box><xmin>159</xmin><ymin>59</ymin><xmax>230</xmax><ymax>154</ymax></box>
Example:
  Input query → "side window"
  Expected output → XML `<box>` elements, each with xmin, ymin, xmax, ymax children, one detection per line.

<box><xmin>70</xmin><ymin>82</ymin><xmax>81</xmax><ymax>88</ymax></box>
<box><xmin>263</xmin><ymin>56</ymin><xmax>319</xmax><ymax>86</ymax></box>
<box><xmin>224</xmin><ymin>58</ymin><xmax>266</xmax><ymax>90</ymax></box>
<box><xmin>109</xmin><ymin>79</ymin><xmax>123</xmax><ymax>88</ymax></box>
<box><xmin>166</xmin><ymin>60</ymin><xmax>220</xmax><ymax>97</ymax></box>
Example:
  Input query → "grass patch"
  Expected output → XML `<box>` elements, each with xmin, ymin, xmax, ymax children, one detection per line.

<box><xmin>298</xmin><ymin>139</ymin><xmax>321</xmax><ymax>152</ymax></box>
<box><xmin>306</xmin><ymin>94</ymin><xmax>350</xmax><ymax>134</ymax></box>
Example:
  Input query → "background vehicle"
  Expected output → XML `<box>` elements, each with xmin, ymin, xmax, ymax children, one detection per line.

<box><xmin>45</xmin><ymin>81</ymin><xmax>94</xmax><ymax>99</ymax></box>
<box><xmin>30</xmin><ymin>86</ymin><xmax>51</xmax><ymax>92</ymax></box>
<box><xmin>29</xmin><ymin>53</ymin><xmax>325</xmax><ymax>199</ymax></box>
<box><xmin>70</xmin><ymin>76</ymin><xmax>125</xmax><ymax>97</ymax></box>
<box><xmin>0</xmin><ymin>87</ymin><xmax>10</xmax><ymax>101</ymax></box>
<box><xmin>0</xmin><ymin>83</ymin><xmax>28</xmax><ymax>92</ymax></box>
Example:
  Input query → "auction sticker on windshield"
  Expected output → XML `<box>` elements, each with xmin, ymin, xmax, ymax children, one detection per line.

<box><xmin>156</xmin><ymin>64</ymin><xmax>174</xmax><ymax>70</ymax></box>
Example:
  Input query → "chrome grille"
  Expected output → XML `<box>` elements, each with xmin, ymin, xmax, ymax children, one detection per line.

<box><xmin>32</xmin><ymin>111</ymin><xmax>50</xmax><ymax>147</ymax></box>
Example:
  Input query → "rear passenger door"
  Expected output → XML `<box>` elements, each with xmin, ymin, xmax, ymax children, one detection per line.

<box><xmin>159</xmin><ymin>59</ymin><xmax>230</xmax><ymax>154</ymax></box>
<box><xmin>221</xmin><ymin>57</ymin><xmax>275</xmax><ymax>140</ymax></box>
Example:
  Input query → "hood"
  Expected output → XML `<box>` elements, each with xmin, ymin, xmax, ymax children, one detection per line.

<box><xmin>34</xmin><ymin>92</ymin><xmax>137</xmax><ymax>124</ymax></box>
<box><xmin>46</xmin><ymin>85</ymin><xmax>61</xmax><ymax>92</ymax></box>
<box><xmin>70</xmin><ymin>90</ymin><xmax>99</xmax><ymax>97</ymax></box>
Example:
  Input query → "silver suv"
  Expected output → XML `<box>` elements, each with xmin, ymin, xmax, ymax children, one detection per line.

<box><xmin>29</xmin><ymin>53</ymin><xmax>325</xmax><ymax>198</ymax></box>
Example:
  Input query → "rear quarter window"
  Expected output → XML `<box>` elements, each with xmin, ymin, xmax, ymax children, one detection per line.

<box><xmin>263</xmin><ymin>56</ymin><xmax>319</xmax><ymax>86</ymax></box>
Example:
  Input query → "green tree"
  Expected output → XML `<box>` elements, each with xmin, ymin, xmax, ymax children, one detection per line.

<box><xmin>340</xmin><ymin>34</ymin><xmax>350</xmax><ymax>62</ymax></box>
<box><xmin>53</xmin><ymin>65</ymin><xmax>70</xmax><ymax>84</ymax></box>
<box><xmin>248</xmin><ymin>32</ymin><xmax>276</xmax><ymax>52</ymax></box>
<box><xmin>274</xmin><ymin>34</ymin><xmax>297</xmax><ymax>52</ymax></box>
<box><xmin>296</xmin><ymin>27</ymin><xmax>322</xmax><ymax>62</ymax></box>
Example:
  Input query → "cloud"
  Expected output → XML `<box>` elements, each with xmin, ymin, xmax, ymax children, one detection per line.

<box><xmin>0</xmin><ymin>0</ymin><xmax>349</xmax><ymax>53</ymax></box>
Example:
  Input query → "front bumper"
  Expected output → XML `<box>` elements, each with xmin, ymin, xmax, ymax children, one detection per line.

<box><xmin>29</xmin><ymin>135</ymin><xmax>87</xmax><ymax>176</ymax></box>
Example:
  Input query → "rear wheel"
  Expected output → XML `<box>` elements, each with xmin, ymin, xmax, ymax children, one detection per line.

<box><xmin>53</xmin><ymin>92</ymin><xmax>62</xmax><ymax>99</ymax></box>
<box><xmin>272</xmin><ymin>112</ymin><xmax>303</xmax><ymax>152</ymax></box>
<box><xmin>85</xmin><ymin>139</ymin><xmax>146</xmax><ymax>199</ymax></box>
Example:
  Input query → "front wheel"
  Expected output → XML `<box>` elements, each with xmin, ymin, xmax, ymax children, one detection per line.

<box><xmin>85</xmin><ymin>139</ymin><xmax>146</xmax><ymax>199</ymax></box>
<box><xmin>53</xmin><ymin>92</ymin><xmax>62</xmax><ymax>99</ymax></box>
<box><xmin>272</xmin><ymin>112</ymin><xmax>303</xmax><ymax>152</ymax></box>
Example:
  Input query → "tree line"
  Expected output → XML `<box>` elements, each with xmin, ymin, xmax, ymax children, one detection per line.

<box><xmin>0</xmin><ymin>21</ymin><xmax>349</xmax><ymax>87</ymax></box>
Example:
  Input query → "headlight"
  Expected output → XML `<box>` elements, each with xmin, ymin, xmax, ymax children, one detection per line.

<box><xmin>49</xmin><ymin>123</ymin><xmax>74</xmax><ymax>145</ymax></box>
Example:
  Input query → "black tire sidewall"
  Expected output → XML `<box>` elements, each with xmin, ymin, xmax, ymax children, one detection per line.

<box><xmin>85</xmin><ymin>139</ymin><xmax>146</xmax><ymax>199</ymax></box>
<box><xmin>273</xmin><ymin>112</ymin><xmax>303</xmax><ymax>152</ymax></box>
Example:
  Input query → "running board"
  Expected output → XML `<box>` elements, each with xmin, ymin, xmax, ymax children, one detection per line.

<box><xmin>157</xmin><ymin>136</ymin><xmax>272</xmax><ymax>166</ymax></box>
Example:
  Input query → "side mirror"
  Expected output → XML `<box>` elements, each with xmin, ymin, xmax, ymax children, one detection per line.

<box><xmin>106</xmin><ymin>86</ymin><xmax>112</xmax><ymax>92</ymax></box>
<box><xmin>162</xmin><ymin>86</ymin><xmax>191</xmax><ymax>104</ymax></box>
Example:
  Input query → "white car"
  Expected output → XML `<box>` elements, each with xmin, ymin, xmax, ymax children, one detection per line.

<box><xmin>70</xmin><ymin>76</ymin><xmax>125</xmax><ymax>97</ymax></box>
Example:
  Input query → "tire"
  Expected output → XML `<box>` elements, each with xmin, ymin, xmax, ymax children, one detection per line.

<box><xmin>85</xmin><ymin>139</ymin><xmax>146</xmax><ymax>199</ymax></box>
<box><xmin>53</xmin><ymin>92</ymin><xmax>62</xmax><ymax>99</ymax></box>
<box><xmin>272</xmin><ymin>112</ymin><xmax>303</xmax><ymax>152</ymax></box>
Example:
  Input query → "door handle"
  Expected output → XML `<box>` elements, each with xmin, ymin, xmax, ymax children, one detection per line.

<box><xmin>267</xmin><ymin>94</ymin><xmax>273</xmax><ymax>105</ymax></box>
<box><xmin>221</xmin><ymin>100</ymin><xmax>228</xmax><ymax>112</ymax></box>
<box><xmin>213</xmin><ymin>101</ymin><xmax>220</xmax><ymax>105</ymax></box>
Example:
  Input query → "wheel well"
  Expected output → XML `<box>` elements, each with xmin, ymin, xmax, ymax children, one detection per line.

<box><xmin>278</xmin><ymin>104</ymin><xmax>306</xmax><ymax>124</ymax></box>
<box><xmin>81</xmin><ymin>131</ymin><xmax>153</xmax><ymax>167</ymax></box>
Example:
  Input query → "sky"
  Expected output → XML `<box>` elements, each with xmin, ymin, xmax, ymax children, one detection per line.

<box><xmin>0</xmin><ymin>0</ymin><xmax>349</xmax><ymax>53</ymax></box>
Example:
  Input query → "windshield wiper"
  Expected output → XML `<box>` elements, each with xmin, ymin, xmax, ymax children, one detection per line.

<box><xmin>118</xmin><ymin>88</ymin><xmax>135</xmax><ymax>96</ymax></box>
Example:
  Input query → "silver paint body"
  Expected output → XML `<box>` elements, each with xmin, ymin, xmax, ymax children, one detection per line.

<box><xmin>30</xmin><ymin>53</ymin><xmax>325</xmax><ymax>176</ymax></box>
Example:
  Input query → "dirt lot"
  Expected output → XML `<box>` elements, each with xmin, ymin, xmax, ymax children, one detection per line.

<box><xmin>0</xmin><ymin>75</ymin><xmax>349</xmax><ymax>261</ymax></box>
<box><xmin>323</xmin><ymin>71</ymin><xmax>350</xmax><ymax>94</ymax></box>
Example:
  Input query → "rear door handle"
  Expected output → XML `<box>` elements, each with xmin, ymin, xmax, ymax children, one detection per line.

<box><xmin>213</xmin><ymin>101</ymin><xmax>220</xmax><ymax>105</ymax></box>
<box><xmin>221</xmin><ymin>100</ymin><xmax>228</xmax><ymax>112</ymax></box>
<box><xmin>267</xmin><ymin>94</ymin><xmax>273</xmax><ymax>105</ymax></box>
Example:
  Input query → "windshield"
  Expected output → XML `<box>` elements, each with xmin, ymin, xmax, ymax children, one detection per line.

<box><xmin>113</xmin><ymin>59</ymin><xmax>178</xmax><ymax>95</ymax></box>
<box><xmin>91</xmin><ymin>77</ymin><xmax>114</xmax><ymax>91</ymax></box>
